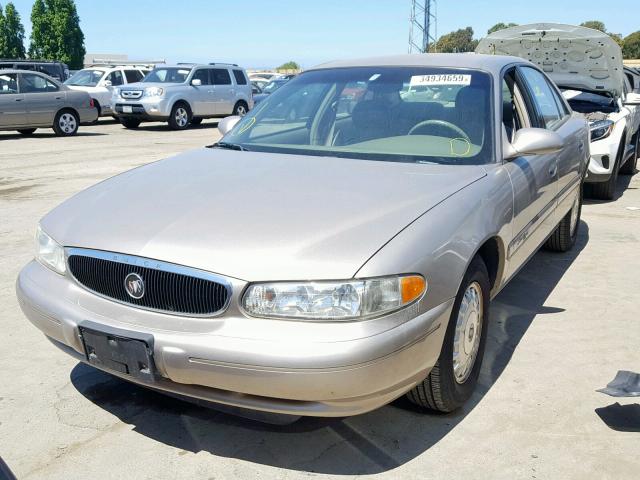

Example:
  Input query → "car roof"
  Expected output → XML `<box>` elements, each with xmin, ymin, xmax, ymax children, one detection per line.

<box><xmin>0</xmin><ymin>69</ymin><xmax>53</xmax><ymax>75</ymax></box>
<box><xmin>308</xmin><ymin>53</ymin><xmax>528</xmax><ymax>75</ymax></box>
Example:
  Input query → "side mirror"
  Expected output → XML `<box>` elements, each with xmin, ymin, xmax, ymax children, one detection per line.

<box><xmin>103</xmin><ymin>80</ymin><xmax>112</xmax><ymax>88</ymax></box>
<box><xmin>218</xmin><ymin>115</ymin><xmax>241</xmax><ymax>136</ymax></box>
<box><xmin>624</xmin><ymin>93</ymin><xmax>640</xmax><ymax>106</ymax></box>
<box><xmin>191</xmin><ymin>79</ymin><xmax>202</xmax><ymax>87</ymax></box>
<box><xmin>504</xmin><ymin>127</ymin><xmax>565</xmax><ymax>160</ymax></box>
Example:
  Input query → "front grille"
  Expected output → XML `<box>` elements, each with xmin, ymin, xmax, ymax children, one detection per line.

<box><xmin>68</xmin><ymin>252</ymin><xmax>230</xmax><ymax>316</ymax></box>
<box><xmin>121</xmin><ymin>90</ymin><xmax>143</xmax><ymax>99</ymax></box>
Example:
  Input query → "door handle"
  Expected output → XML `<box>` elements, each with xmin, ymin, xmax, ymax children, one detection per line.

<box><xmin>15</xmin><ymin>98</ymin><xmax>23</xmax><ymax>102</ymax></box>
<box><xmin>55</xmin><ymin>96</ymin><xmax>63</xmax><ymax>100</ymax></box>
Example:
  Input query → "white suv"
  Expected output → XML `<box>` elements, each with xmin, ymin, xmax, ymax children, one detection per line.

<box><xmin>477</xmin><ymin>23</ymin><xmax>640</xmax><ymax>200</ymax></box>
<box><xmin>64</xmin><ymin>66</ymin><xmax>149</xmax><ymax>117</ymax></box>
<box><xmin>113</xmin><ymin>63</ymin><xmax>253</xmax><ymax>130</ymax></box>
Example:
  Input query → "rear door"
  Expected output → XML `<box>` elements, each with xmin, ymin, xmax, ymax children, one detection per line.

<box><xmin>20</xmin><ymin>73</ymin><xmax>64</xmax><ymax>126</ymax></box>
<box><xmin>210</xmin><ymin>68</ymin><xmax>234</xmax><ymax>115</ymax></box>
<box><xmin>0</xmin><ymin>72</ymin><xmax>26</xmax><ymax>127</ymax></box>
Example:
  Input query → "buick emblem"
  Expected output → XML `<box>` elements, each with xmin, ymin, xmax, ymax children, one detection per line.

<box><xmin>124</xmin><ymin>273</ymin><xmax>145</xmax><ymax>299</ymax></box>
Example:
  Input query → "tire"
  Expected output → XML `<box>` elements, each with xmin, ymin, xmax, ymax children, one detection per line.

<box><xmin>233</xmin><ymin>101</ymin><xmax>249</xmax><ymax>117</ymax></box>
<box><xmin>120</xmin><ymin>118</ymin><xmax>141</xmax><ymax>129</ymax></box>
<box><xmin>91</xmin><ymin>100</ymin><xmax>101</xmax><ymax>123</ymax></box>
<box><xmin>406</xmin><ymin>256</ymin><xmax>490</xmax><ymax>413</ymax></box>
<box><xmin>190</xmin><ymin>117</ymin><xmax>203</xmax><ymax>126</ymax></box>
<box><xmin>17</xmin><ymin>129</ymin><xmax>37</xmax><ymax>135</ymax></box>
<box><xmin>620</xmin><ymin>134</ymin><xmax>638</xmax><ymax>175</ymax></box>
<box><xmin>168</xmin><ymin>102</ymin><xmax>191</xmax><ymax>130</ymax></box>
<box><xmin>53</xmin><ymin>109</ymin><xmax>79</xmax><ymax>136</ymax></box>
<box><xmin>545</xmin><ymin>182</ymin><xmax>582</xmax><ymax>252</ymax></box>
<box><xmin>589</xmin><ymin>142</ymin><xmax>623</xmax><ymax>200</ymax></box>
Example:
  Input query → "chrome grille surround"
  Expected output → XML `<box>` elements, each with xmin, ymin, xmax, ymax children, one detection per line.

<box><xmin>121</xmin><ymin>90</ymin><xmax>143</xmax><ymax>99</ymax></box>
<box><xmin>66</xmin><ymin>248</ymin><xmax>232</xmax><ymax>318</ymax></box>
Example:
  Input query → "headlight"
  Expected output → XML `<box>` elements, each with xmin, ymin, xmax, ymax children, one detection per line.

<box><xmin>144</xmin><ymin>87</ymin><xmax>164</xmax><ymax>97</ymax></box>
<box><xmin>35</xmin><ymin>225</ymin><xmax>66</xmax><ymax>275</ymax></box>
<box><xmin>590</xmin><ymin>119</ymin><xmax>614</xmax><ymax>142</ymax></box>
<box><xmin>242</xmin><ymin>275</ymin><xmax>426</xmax><ymax>321</ymax></box>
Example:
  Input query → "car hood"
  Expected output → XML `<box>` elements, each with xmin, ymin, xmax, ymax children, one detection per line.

<box><xmin>42</xmin><ymin>149</ymin><xmax>486</xmax><ymax>281</ymax></box>
<box><xmin>476</xmin><ymin>23</ymin><xmax>624</xmax><ymax>97</ymax></box>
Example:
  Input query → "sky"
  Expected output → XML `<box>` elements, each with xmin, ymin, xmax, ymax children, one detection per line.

<box><xmin>5</xmin><ymin>0</ymin><xmax>638</xmax><ymax>68</ymax></box>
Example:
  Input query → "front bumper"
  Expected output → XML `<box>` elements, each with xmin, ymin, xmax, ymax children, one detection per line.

<box><xmin>113</xmin><ymin>96</ymin><xmax>173</xmax><ymax>121</ymax></box>
<box><xmin>16</xmin><ymin>260</ymin><xmax>451</xmax><ymax>417</ymax></box>
<box><xmin>585</xmin><ymin>136</ymin><xmax>620</xmax><ymax>183</ymax></box>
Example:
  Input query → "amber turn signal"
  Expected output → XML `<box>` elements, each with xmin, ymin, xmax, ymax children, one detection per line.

<box><xmin>401</xmin><ymin>275</ymin><xmax>427</xmax><ymax>304</ymax></box>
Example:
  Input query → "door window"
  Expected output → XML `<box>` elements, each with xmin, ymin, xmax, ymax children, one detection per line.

<box><xmin>232</xmin><ymin>70</ymin><xmax>248</xmax><ymax>85</ymax></box>
<box><xmin>0</xmin><ymin>73</ymin><xmax>19</xmax><ymax>94</ymax></box>
<box><xmin>106</xmin><ymin>70</ymin><xmax>124</xmax><ymax>86</ymax></box>
<box><xmin>211</xmin><ymin>69</ymin><xmax>232</xmax><ymax>85</ymax></box>
<box><xmin>519</xmin><ymin>67</ymin><xmax>564</xmax><ymax>129</ymax></box>
<box><xmin>192</xmin><ymin>69</ymin><xmax>210</xmax><ymax>85</ymax></box>
<box><xmin>20</xmin><ymin>74</ymin><xmax>58</xmax><ymax>93</ymax></box>
<box><xmin>124</xmin><ymin>69</ymin><xmax>144</xmax><ymax>83</ymax></box>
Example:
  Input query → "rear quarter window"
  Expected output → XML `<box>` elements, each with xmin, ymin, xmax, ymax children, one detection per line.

<box><xmin>233</xmin><ymin>70</ymin><xmax>248</xmax><ymax>85</ymax></box>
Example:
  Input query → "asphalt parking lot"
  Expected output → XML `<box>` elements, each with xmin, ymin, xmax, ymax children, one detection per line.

<box><xmin>1</xmin><ymin>120</ymin><xmax>639</xmax><ymax>480</ymax></box>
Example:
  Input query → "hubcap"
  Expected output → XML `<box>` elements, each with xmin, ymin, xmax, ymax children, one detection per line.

<box><xmin>175</xmin><ymin>108</ymin><xmax>188</xmax><ymax>127</ymax></box>
<box><xmin>59</xmin><ymin>113</ymin><xmax>77</xmax><ymax>134</ymax></box>
<box><xmin>236</xmin><ymin>105</ymin><xmax>247</xmax><ymax>116</ymax></box>
<box><xmin>453</xmin><ymin>282</ymin><xmax>483</xmax><ymax>384</ymax></box>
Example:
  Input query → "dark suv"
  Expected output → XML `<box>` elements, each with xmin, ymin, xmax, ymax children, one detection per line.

<box><xmin>0</xmin><ymin>59</ymin><xmax>70</xmax><ymax>82</ymax></box>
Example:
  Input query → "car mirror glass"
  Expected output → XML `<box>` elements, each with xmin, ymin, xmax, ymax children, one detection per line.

<box><xmin>218</xmin><ymin>116</ymin><xmax>241</xmax><ymax>136</ymax></box>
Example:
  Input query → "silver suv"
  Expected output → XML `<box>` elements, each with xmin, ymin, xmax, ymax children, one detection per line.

<box><xmin>113</xmin><ymin>63</ymin><xmax>253</xmax><ymax>130</ymax></box>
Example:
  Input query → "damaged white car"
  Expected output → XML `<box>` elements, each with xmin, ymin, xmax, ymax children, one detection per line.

<box><xmin>477</xmin><ymin>23</ymin><xmax>640</xmax><ymax>199</ymax></box>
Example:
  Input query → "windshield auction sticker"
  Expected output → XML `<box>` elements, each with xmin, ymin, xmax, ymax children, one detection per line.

<box><xmin>410</xmin><ymin>74</ymin><xmax>472</xmax><ymax>86</ymax></box>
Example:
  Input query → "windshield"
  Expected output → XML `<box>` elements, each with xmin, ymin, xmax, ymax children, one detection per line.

<box><xmin>64</xmin><ymin>69</ymin><xmax>105</xmax><ymax>87</ymax></box>
<box><xmin>223</xmin><ymin>67</ymin><xmax>494</xmax><ymax>164</ymax></box>
<box><xmin>263</xmin><ymin>79</ymin><xmax>287</xmax><ymax>94</ymax></box>
<box><xmin>144</xmin><ymin>67</ymin><xmax>192</xmax><ymax>83</ymax></box>
<box><xmin>561</xmin><ymin>88</ymin><xmax>617</xmax><ymax>114</ymax></box>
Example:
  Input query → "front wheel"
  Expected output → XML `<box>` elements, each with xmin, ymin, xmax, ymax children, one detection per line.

<box><xmin>53</xmin><ymin>110</ymin><xmax>79</xmax><ymax>136</ymax></box>
<box><xmin>406</xmin><ymin>256</ymin><xmax>490</xmax><ymax>413</ymax></box>
<box><xmin>120</xmin><ymin>118</ymin><xmax>141</xmax><ymax>129</ymax></box>
<box><xmin>168</xmin><ymin>103</ymin><xmax>191</xmax><ymax>130</ymax></box>
<box><xmin>233</xmin><ymin>101</ymin><xmax>249</xmax><ymax>117</ymax></box>
<box><xmin>620</xmin><ymin>135</ymin><xmax>638</xmax><ymax>175</ymax></box>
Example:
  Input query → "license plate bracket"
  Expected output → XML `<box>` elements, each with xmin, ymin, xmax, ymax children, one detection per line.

<box><xmin>79</xmin><ymin>321</ymin><xmax>156</xmax><ymax>383</ymax></box>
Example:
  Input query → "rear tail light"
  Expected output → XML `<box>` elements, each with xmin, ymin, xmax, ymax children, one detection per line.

<box><xmin>89</xmin><ymin>98</ymin><xmax>95</xmax><ymax>108</ymax></box>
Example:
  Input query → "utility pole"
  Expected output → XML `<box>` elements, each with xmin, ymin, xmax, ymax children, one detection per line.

<box><xmin>408</xmin><ymin>0</ymin><xmax>437</xmax><ymax>53</ymax></box>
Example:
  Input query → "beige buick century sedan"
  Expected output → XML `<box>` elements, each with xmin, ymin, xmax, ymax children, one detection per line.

<box><xmin>17</xmin><ymin>54</ymin><xmax>588</xmax><ymax>417</ymax></box>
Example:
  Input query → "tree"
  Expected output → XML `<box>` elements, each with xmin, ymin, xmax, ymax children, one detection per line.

<box><xmin>277</xmin><ymin>61</ymin><xmax>300</xmax><ymax>71</ymax></box>
<box><xmin>2</xmin><ymin>3</ymin><xmax>25</xmax><ymax>58</ymax></box>
<box><xmin>0</xmin><ymin>4</ymin><xmax>6</xmax><ymax>58</ymax></box>
<box><xmin>430</xmin><ymin>27</ymin><xmax>478</xmax><ymax>53</ymax></box>
<box><xmin>580</xmin><ymin>20</ymin><xmax>607</xmax><ymax>33</ymax></box>
<box><xmin>29</xmin><ymin>0</ymin><xmax>85</xmax><ymax>68</ymax></box>
<box><xmin>487</xmin><ymin>22</ymin><xmax>518</xmax><ymax>35</ymax></box>
<box><xmin>622</xmin><ymin>31</ymin><xmax>640</xmax><ymax>59</ymax></box>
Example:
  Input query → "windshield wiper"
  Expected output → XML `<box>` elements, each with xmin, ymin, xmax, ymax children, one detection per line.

<box><xmin>208</xmin><ymin>141</ymin><xmax>250</xmax><ymax>151</ymax></box>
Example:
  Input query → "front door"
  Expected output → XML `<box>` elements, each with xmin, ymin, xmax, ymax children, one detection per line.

<box><xmin>20</xmin><ymin>73</ymin><xmax>64</xmax><ymax>126</ymax></box>
<box><xmin>502</xmin><ymin>67</ymin><xmax>562</xmax><ymax>277</ymax></box>
<box><xmin>0</xmin><ymin>72</ymin><xmax>25</xmax><ymax>127</ymax></box>
<box><xmin>190</xmin><ymin>68</ymin><xmax>214</xmax><ymax>116</ymax></box>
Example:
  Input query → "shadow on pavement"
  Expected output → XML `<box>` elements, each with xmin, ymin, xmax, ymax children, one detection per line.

<box><xmin>129</xmin><ymin>121</ymin><xmax>220</xmax><ymax>133</ymax></box>
<box><xmin>595</xmin><ymin>403</ymin><xmax>640</xmax><ymax>432</ymax></box>
<box><xmin>0</xmin><ymin>132</ymin><xmax>107</xmax><ymax>140</ymax></box>
<box><xmin>71</xmin><ymin>223</ymin><xmax>589</xmax><ymax>475</ymax></box>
